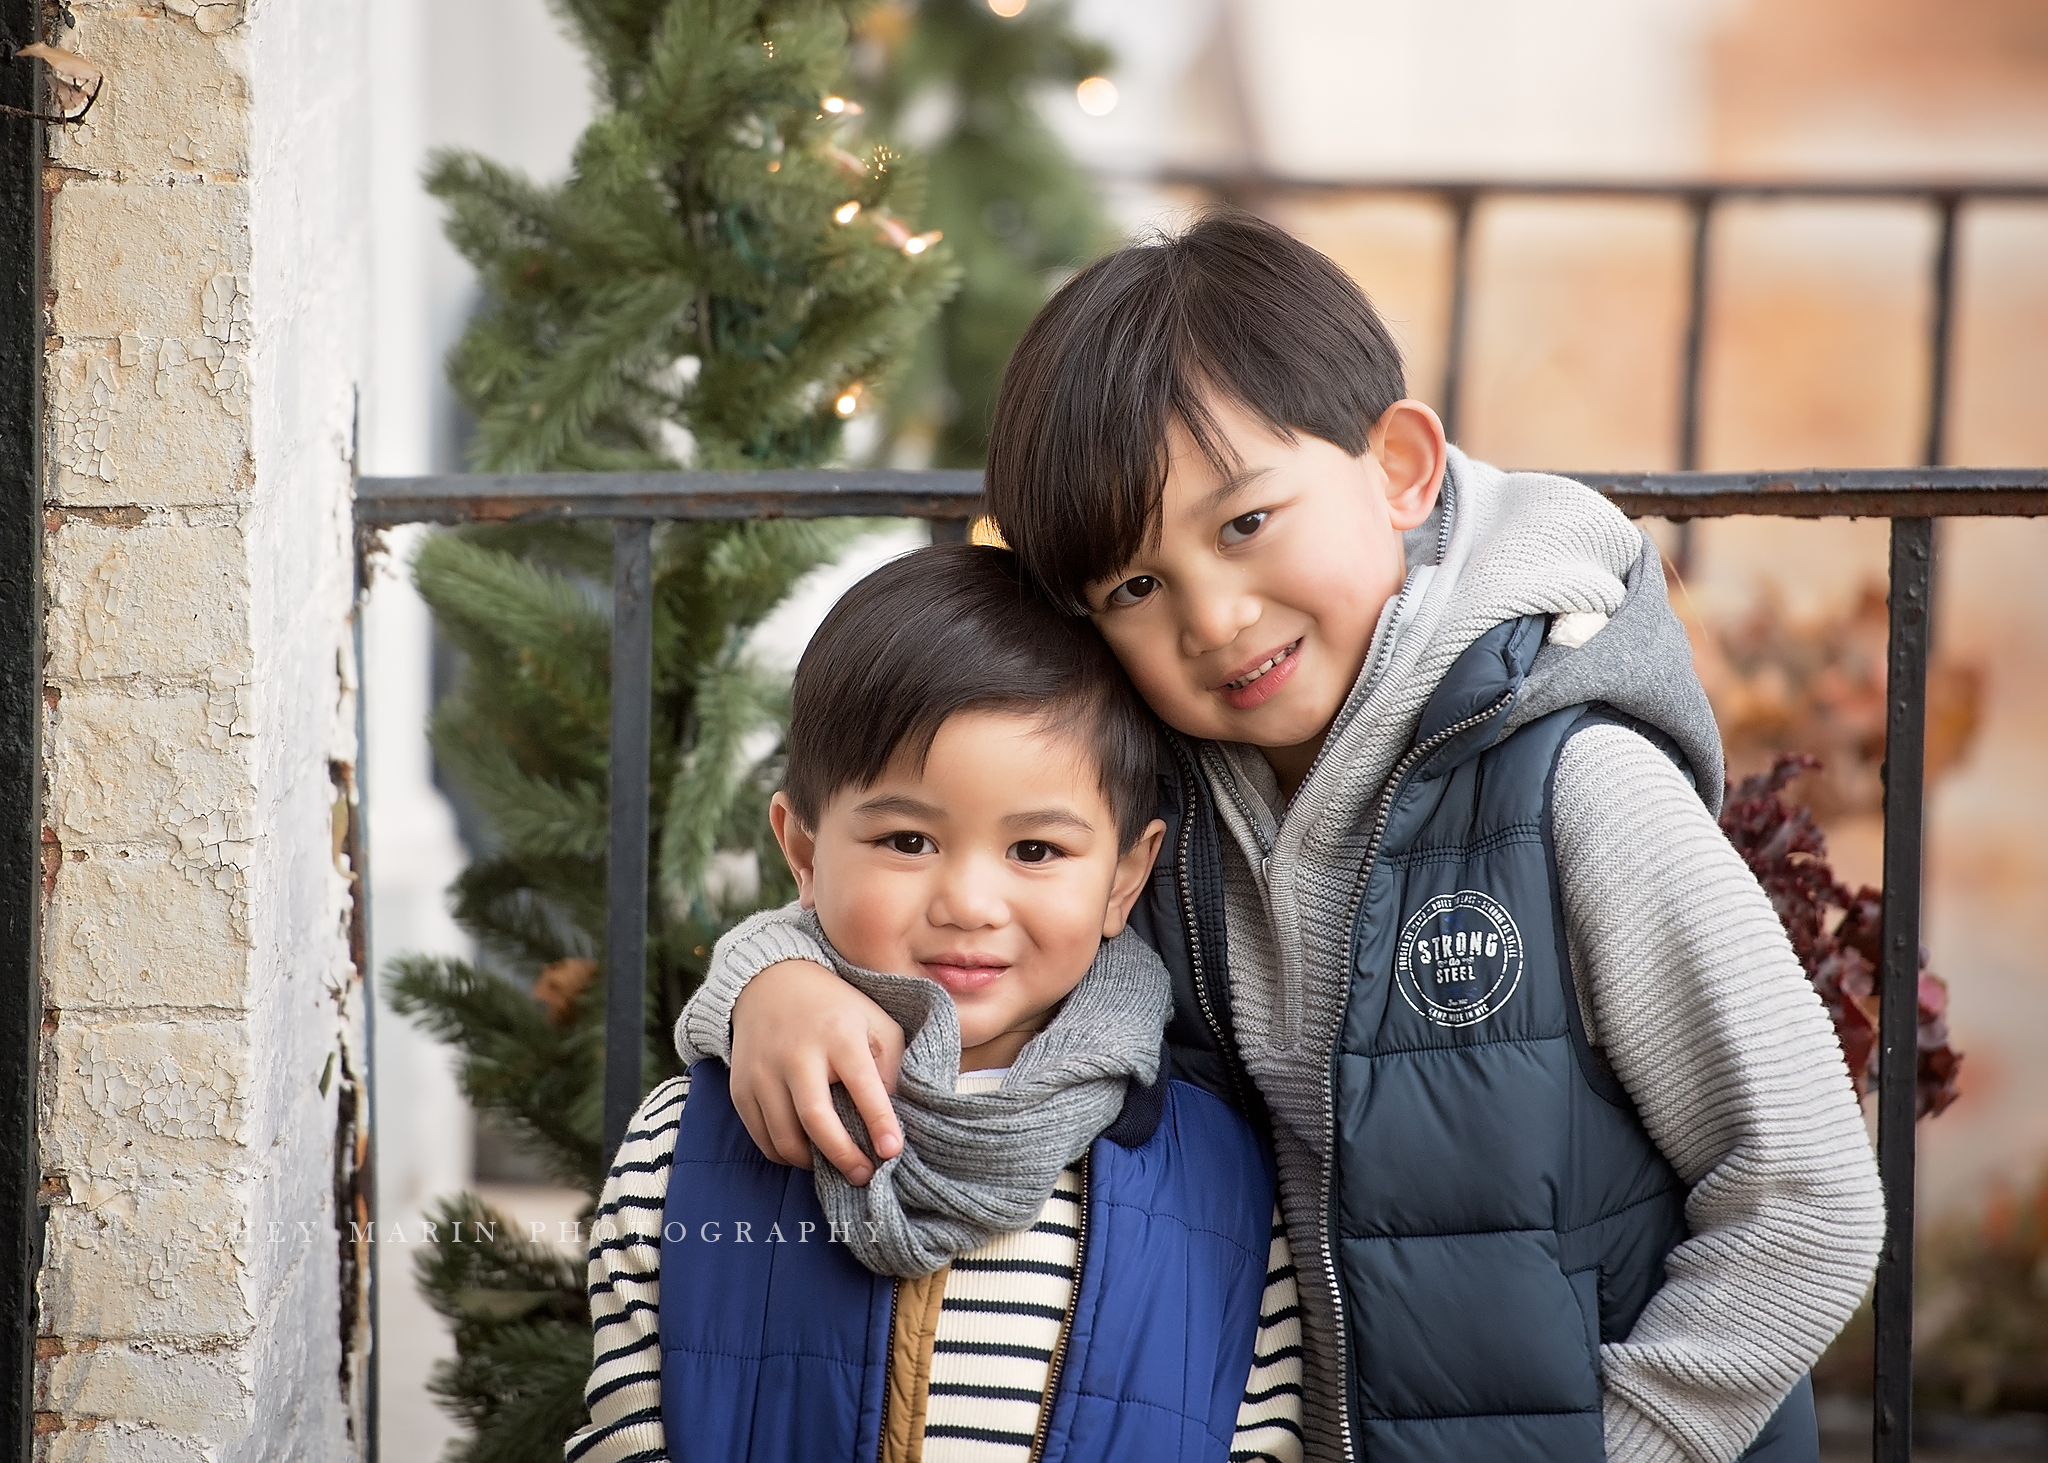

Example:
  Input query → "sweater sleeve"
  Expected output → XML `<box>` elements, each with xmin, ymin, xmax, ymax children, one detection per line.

<box><xmin>1231</xmin><ymin>1204</ymin><xmax>1306</xmax><ymax>1463</ymax></box>
<box><xmin>673</xmin><ymin>902</ymin><xmax>836</xmax><ymax>1064</ymax></box>
<box><xmin>562</xmin><ymin>1075</ymin><xmax>690</xmax><ymax>1463</ymax></box>
<box><xmin>1552</xmin><ymin>726</ymin><xmax>1884</xmax><ymax>1463</ymax></box>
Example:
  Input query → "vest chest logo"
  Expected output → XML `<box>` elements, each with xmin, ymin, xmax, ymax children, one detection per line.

<box><xmin>1394</xmin><ymin>889</ymin><xmax>1526</xmax><ymax>1028</ymax></box>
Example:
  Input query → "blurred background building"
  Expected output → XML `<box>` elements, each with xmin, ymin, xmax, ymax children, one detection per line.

<box><xmin>360</xmin><ymin>1</ymin><xmax>2048</xmax><ymax>1456</ymax></box>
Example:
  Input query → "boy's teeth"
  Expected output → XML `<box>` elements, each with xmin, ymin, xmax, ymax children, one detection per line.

<box><xmin>1229</xmin><ymin>642</ymin><xmax>1298</xmax><ymax>690</ymax></box>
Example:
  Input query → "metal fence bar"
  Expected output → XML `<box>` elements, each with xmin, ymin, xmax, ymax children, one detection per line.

<box><xmin>1671</xmin><ymin>193</ymin><xmax>1716</xmax><ymax>575</ymax></box>
<box><xmin>358</xmin><ymin>468</ymin><xmax>2048</xmax><ymax>526</ymax></box>
<box><xmin>602</xmin><ymin>523</ymin><xmax>655</xmax><ymax>1162</ymax></box>
<box><xmin>1138</xmin><ymin>169</ymin><xmax>2048</xmax><ymax>204</ymax></box>
<box><xmin>0</xmin><ymin>8</ymin><xmax>40</xmax><ymax>1453</ymax></box>
<box><xmin>1924</xmin><ymin>195</ymin><xmax>1961</xmax><ymax>469</ymax></box>
<box><xmin>1569</xmin><ymin>468</ymin><xmax>2048</xmax><ymax>519</ymax></box>
<box><xmin>1874</xmin><ymin>517</ymin><xmax>1934</xmax><ymax>1460</ymax></box>
<box><xmin>1439</xmin><ymin>191</ymin><xmax>1477</xmax><ymax>443</ymax></box>
<box><xmin>356</xmin><ymin>469</ymin><xmax>985</xmax><ymax>527</ymax></box>
<box><xmin>1677</xmin><ymin>193</ymin><xmax>1714</xmax><ymax>475</ymax></box>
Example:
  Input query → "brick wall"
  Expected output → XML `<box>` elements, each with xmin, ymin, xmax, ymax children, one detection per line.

<box><xmin>32</xmin><ymin>2</ymin><xmax>369</xmax><ymax>1457</ymax></box>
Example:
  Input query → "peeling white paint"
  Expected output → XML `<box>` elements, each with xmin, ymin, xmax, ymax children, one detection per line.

<box><xmin>35</xmin><ymin>0</ymin><xmax>372</xmax><ymax>1457</ymax></box>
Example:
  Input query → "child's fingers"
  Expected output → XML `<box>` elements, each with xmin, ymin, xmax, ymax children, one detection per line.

<box><xmin>796</xmin><ymin>1076</ymin><xmax>873</xmax><ymax>1185</ymax></box>
<box><xmin>837</xmin><ymin>1045</ymin><xmax>901</xmax><ymax>1164</ymax></box>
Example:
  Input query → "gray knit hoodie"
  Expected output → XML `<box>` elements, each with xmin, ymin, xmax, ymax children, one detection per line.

<box><xmin>678</xmin><ymin>451</ymin><xmax>1884</xmax><ymax>1463</ymax></box>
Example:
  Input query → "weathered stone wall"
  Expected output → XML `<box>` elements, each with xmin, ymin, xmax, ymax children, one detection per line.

<box><xmin>32</xmin><ymin>1</ymin><xmax>370</xmax><ymax>1457</ymax></box>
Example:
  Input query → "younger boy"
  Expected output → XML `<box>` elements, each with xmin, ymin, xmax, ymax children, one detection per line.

<box><xmin>685</xmin><ymin>213</ymin><xmax>1885</xmax><ymax>1463</ymax></box>
<box><xmin>566</xmin><ymin>545</ymin><xmax>1304</xmax><ymax>1463</ymax></box>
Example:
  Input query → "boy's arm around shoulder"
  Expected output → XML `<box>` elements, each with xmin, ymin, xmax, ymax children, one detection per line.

<box><xmin>674</xmin><ymin>903</ymin><xmax>838</xmax><ymax>1063</ymax></box>
<box><xmin>678</xmin><ymin>904</ymin><xmax>906</xmax><ymax>1180</ymax></box>
<box><xmin>563</xmin><ymin>1075</ymin><xmax>690</xmax><ymax>1463</ymax></box>
<box><xmin>1555</xmin><ymin>724</ymin><xmax>1884</xmax><ymax>1463</ymax></box>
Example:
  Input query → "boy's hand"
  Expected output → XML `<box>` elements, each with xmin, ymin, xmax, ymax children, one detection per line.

<box><xmin>729</xmin><ymin>959</ymin><xmax>904</xmax><ymax>1184</ymax></box>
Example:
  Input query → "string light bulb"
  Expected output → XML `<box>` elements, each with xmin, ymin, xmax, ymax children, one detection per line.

<box><xmin>835</xmin><ymin>386</ymin><xmax>862</xmax><ymax>417</ymax></box>
<box><xmin>987</xmin><ymin>0</ymin><xmax>1028</xmax><ymax>16</ymax></box>
<box><xmin>834</xmin><ymin>200</ymin><xmax>862</xmax><ymax>224</ymax></box>
<box><xmin>903</xmin><ymin>230</ymin><xmax>942</xmax><ymax>256</ymax></box>
<box><xmin>821</xmin><ymin>95</ymin><xmax>863</xmax><ymax>116</ymax></box>
<box><xmin>1075</xmin><ymin>76</ymin><xmax>1118</xmax><ymax>116</ymax></box>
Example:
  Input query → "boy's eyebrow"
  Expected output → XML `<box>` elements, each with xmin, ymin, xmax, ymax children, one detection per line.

<box><xmin>1002</xmin><ymin>808</ymin><xmax>1095</xmax><ymax>835</ymax></box>
<box><xmin>850</xmin><ymin>793</ymin><xmax>944</xmax><ymax>821</ymax></box>
<box><xmin>1199</xmin><ymin>465</ymin><xmax>1275</xmax><ymax>516</ymax></box>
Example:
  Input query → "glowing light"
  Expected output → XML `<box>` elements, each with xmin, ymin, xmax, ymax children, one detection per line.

<box><xmin>1075</xmin><ymin>76</ymin><xmax>1118</xmax><ymax>116</ymax></box>
<box><xmin>835</xmin><ymin>390</ymin><xmax>860</xmax><ymax>417</ymax></box>
<box><xmin>834</xmin><ymin>200</ymin><xmax>862</xmax><ymax>224</ymax></box>
<box><xmin>821</xmin><ymin>95</ymin><xmax>863</xmax><ymax>116</ymax></box>
<box><xmin>823</xmin><ymin>95</ymin><xmax>846</xmax><ymax>113</ymax></box>
<box><xmin>987</xmin><ymin>0</ymin><xmax>1028</xmax><ymax>16</ymax></box>
<box><xmin>902</xmin><ymin>230</ymin><xmax>942</xmax><ymax>256</ymax></box>
<box><xmin>766</xmin><ymin>159</ymin><xmax>781</xmax><ymax>172</ymax></box>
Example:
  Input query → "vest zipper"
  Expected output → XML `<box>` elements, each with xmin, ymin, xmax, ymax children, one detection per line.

<box><xmin>1168</xmin><ymin>737</ymin><xmax>1254</xmax><ymax>1118</ymax></box>
<box><xmin>876</xmin><ymin>1275</ymin><xmax>902</xmax><ymax>1463</ymax></box>
<box><xmin>1318</xmin><ymin>685</ymin><xmax>1517</xmax><ymax>1463</ymax></box>
<box><xmin>1026</xmin><ymin>1153</ymin><xmax>1090</xmax><ymax>1463</ymax></box>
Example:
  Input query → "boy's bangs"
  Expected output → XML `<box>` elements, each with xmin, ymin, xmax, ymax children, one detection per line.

<box><xmin>985</xmin><ymin>210</ymin><xmax>1406</xmax><ymax>616</ymax></box>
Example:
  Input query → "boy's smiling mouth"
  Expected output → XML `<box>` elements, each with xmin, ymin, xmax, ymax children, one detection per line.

<box><xmin>920</xmin><ymin>956</ymin><xmax>1011</xmax><ymax>994</ymax></box>
<box><xmin>1219</xmin><ymin>639</ymin><xmax>1302</xmax><ymax>710</ymax></box>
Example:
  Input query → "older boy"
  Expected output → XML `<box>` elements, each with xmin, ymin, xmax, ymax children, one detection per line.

<box><xmin>684</xmin><ymin>213</ymin><xmax>1884</xmax><ymax>1463</ymax></box>
<box><xmin>566</xmin><ymin>545</ymin><xmax>1303</xmax><ymax>1463</ymax></box>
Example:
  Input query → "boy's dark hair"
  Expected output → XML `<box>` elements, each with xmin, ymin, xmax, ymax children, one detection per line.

<box><xmin>784</xmin><ymin>544</ymin><xmax>1159</xmax><ymax>850</ymax></box>
<box><xmin>986</xmin><ymin>209</ymin><xmax>1407</xmax><ymax>613</ymax></box>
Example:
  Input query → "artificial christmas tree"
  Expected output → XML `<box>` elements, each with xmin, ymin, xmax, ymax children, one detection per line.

<box><xmin>385</xmin><ymin>2</ymin><xmax>956</xmax><ymax>1457</ymax></box>
<box><xmin>853</xmin><ymin>0</ymin><xmax>1116</xmax><ymax>465</ymax></box>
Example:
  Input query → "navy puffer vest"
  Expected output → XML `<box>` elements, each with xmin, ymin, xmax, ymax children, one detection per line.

<box><xmin>657</xmin><ymin>1061</ymin><xmax>1276</xmax><ymax>1463</ymax></box>
<box><xmin>1140</xmin><ymin>615</ymin><xmax>1816</xmax><ymax>1463</ymax></box>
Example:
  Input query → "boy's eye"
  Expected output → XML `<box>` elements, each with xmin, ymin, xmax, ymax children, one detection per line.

<box><xmin>1106</xmin><ymin>575</ymin><xmax>1158</xmax><ymax>608</ymax></box>
<box><xmin>883</xmin><ymin>832</ymin><xmax>934</xmax><ymax>856</ymax></box>
<box><xmin>1011</xmin><ymin>840</ymin><xmax>1062</xmax><ymax>864</ymax></box>
<box><xmin>1219</xmin><ymin>510</ymin><xmax>1268</xmax><ymax>546</ymax></box>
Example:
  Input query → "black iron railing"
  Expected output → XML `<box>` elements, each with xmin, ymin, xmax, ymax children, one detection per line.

<box><xmin>0</xmin><ymin>7</ymin><xmax>39</xmax><ymax>1459</ymax></box>
<box><xmin>355</xmin><ymin>462</ymin><xmax>2048</xmax><ymax>1463</ymax></box>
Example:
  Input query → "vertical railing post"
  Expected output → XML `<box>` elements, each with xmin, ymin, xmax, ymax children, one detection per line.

<box><xmin>1873</xmin><ymin>516</ymin><xmax>1932</xmax><ymax>1463</ymax></box>
<box><xmin>929</xmin><ymin>518</ymin><xmax>971</xmax><ymax>545</ymax></box>
<box><xmin>1439</xmin><ymin>189</ymin><xmax>1477</xmax><ymax>443</ymax></box>
<box><xmin>0</xmin><ymin>15</ymin><xmax>42</xmax><ymax>1458</ymax></box>
<box><xmin>1923</xmin><ymin>194</ymin><xmax>1960</xmax><ymax>470</ymax></box>
<box><xmin>1671</xmin><ymin>191</ymin><xmax>1715</xmax><ymax>577</ymax></box>
<box><xmin>603</xmin><ymin>521</ymin><xmax>655</xmax><ymax>1162</ymax></box>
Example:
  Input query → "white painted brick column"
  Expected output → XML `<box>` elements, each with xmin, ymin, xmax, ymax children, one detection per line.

<box><xmin>32</xmin><ymin>2</ymin><xmax>371</xmax><ymax>1458</ymax></box>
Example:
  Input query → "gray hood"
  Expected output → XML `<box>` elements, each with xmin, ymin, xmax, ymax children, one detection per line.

<box><xmin>1500</xmin><ymin>529</ymin><xmax>1724</xmax><ymax>815</ymax></box>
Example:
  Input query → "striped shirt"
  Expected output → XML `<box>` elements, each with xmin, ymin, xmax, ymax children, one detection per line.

<box><xmin>565</xmin><ymin>1075</ymin><xmax>1305</xmax><ymax>1463</ymax></box>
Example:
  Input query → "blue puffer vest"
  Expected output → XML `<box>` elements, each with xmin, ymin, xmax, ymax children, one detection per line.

<box><xmin>1134</xmin><ymin>615</ymin><xmax>1817</xmax><ymax>1463</ymax></box>
<box><xmin>658</xmin><ymin>1060</ymin><xmax>1276</xmax><ymax>1463</ymax></box>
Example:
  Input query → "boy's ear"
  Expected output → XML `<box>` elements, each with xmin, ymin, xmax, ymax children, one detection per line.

<box><xmin>1369</xmin><ymin>398</ymin><xmax>1447</xmax><ymax>533</ymax></box>
<box><xmin>769</xmin><ymin>793</ymin><xmax>819</xmax><ymax>909</ymax></box>
<box><xmin>1101</xmin><ymin>818</ymin><xmax>1167</xmax><ymax>940</ymax></box>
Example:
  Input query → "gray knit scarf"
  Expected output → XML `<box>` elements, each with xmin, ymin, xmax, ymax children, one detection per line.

<box><xmin>804</xmin><ymin>912</ymin><xmax>1172</xmax><ymax>1277</ymax></box>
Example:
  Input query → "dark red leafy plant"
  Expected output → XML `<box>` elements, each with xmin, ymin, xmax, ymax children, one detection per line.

<box><xmin>1719</xmin><ymin>754</ymin><xmax>1962</xmax><ymax>1120</ymax></box>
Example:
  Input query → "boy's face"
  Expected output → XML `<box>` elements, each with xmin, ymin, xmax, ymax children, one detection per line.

<box><xmin>770</xmin><ymin>711</ymin><xmax>1165</xmax><ymax>1072</ymax></box>
<box><xmin>1083</xmin><ymin>393</ymin><xmax>1445</xmax><ymax>792</ymax></box>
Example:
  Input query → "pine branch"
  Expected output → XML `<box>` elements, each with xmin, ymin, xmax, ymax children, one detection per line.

<box><xmin>412</xmin><ymin>1194</ymin><xmax>592</xmax><ymax>1463</ymax></box>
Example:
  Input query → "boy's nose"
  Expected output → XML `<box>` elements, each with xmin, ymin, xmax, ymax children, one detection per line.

<box><xmin>928</xmin><ymin>857</ymin><xmax>1009</xmax><ymax>930</ymax></box>
<box><xmin>1179</xmin><ymin>587</ymin><xmax>1260</xmax><ymax>658</ymax></box>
